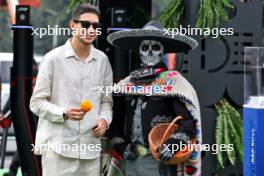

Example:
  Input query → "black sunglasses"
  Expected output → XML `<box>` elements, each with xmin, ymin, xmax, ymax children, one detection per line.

<box><xmin>73</xmin><ymin>20</ymin><xmax>100</xmax><ymax>29</ymax></box>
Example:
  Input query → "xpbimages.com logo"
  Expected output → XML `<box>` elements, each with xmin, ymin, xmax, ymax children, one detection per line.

<box><xmin>162</xmin><ymin>141</ymin><xmax>234</xmax><ymax>155</ymax></box>
<box><xmin>96</xmin><ymin>84</ymin><xmax>171</xmax><ymax>96</ymax></box>
<box><xmin>163</xmin><ymin>25</ymin><xmax>234</xmax><ymax>39</ymax></box>
<box><xmin>31</xmin><ymin>25</ymin><xmax>102</xmax><ymax>38</ymax></box>
<box><xmin>31</xmin><ymin>143</ymin><xmax>102</xmax><ymax>154</ymax></box>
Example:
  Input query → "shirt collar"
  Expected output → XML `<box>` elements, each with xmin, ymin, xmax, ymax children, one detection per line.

<box><xmin>64</xmin><ymin>39</ymin><xmax>97</xmax><ymax>62</ymax></box>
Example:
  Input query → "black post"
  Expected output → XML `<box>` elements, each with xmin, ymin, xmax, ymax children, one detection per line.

<box><xmin>10</xmin><ymin>5</ymin><xmax>41</xmax><ymax>176</ymax></box>
<box><xmin>98</xmin><ymin>0</ymin><xmax>152</xmax><ymax>82</ymax></box>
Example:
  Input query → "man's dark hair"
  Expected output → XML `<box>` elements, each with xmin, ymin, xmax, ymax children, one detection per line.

<box><xmin>72</xmin><ymin>3</ymin><xmax>100</xmax><ymax>20</ymax></box>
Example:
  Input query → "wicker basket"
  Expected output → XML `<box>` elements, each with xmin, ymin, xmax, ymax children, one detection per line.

<box><xmin>148</xmin><ymin>116</ymin><xmax>195</xmax><ymax>165</ymax></box>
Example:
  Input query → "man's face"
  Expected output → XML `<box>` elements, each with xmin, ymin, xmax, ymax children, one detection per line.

<box><xmin>70</xmin><ymin>13</ymin><xmax>100</xmax><ymax>45</ymax></box>
<box><xmin>139</xmin><ymin>40</ymin><xmax>164</xmax><ymax>66</ymax></box>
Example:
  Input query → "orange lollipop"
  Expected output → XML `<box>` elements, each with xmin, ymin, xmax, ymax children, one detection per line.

<box><xmin>80</xmin><ymin>99</ymin><xmax>92</xmax><ymax>112</ymax></box>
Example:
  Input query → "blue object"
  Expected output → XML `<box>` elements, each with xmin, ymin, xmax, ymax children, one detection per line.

<box><xmin>243</xmin><ymin>96</ymin><xmax>264</xmax><ymax>176</ymax></box>
<box><xmin>107</xmin><ymin>27</ymin><xmax>130</xmax><ymax>34</ymax></box>
<box><xmin>10</xmin><ymin>25</ymin><xmax>33</xmax><ymax>29</ymax></box>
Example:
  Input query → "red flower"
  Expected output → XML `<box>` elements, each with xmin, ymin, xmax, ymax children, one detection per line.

<box><xmin>167</xmin><ymin>71</ymin><xmax>177</xmax><ymax>77</ymax></box>
<box><xmin>164</xmin><ymin>85</ymin><xmax>172</xmax><ymax>91</ymax></box>
<box><xmin>0</xmin><ymin>118</ymin><xmax>12</xmax><ymax>129</ymax></box>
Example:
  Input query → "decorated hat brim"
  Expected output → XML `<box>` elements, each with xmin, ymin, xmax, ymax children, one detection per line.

<box><xmin>107</xmin><ymin>29</ymin><xmax>198</xmax><ymax>53</ymax></box>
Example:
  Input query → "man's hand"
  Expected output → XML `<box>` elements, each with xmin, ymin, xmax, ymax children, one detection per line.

<box><xmin>92</xmin><ymin>118</ymin><xmax>108</xmax><ymax>137</ymax></box>
<box><xmin>66</xmin><ymin>108</ymin><xmax>86</xmax><ymax>121</ymax></box>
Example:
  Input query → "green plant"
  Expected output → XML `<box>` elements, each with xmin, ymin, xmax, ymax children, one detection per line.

<box><xmin>214</xmin><ymin>98</ymin><xmax>243</xmax><ymax>170</ymax></box>
<box><xmin>159</xmin><ymin>0</ymin><xmax>184</xmax><ymax>28</ymax></box>
<box><xmin>196</xmin><ymin>0</ymin><xmax>233</xmax><ymax>29</ymax></box>
<box><xmin>159</xmin><ymin>0</ymin><xmax>234</xmax><ymax>29</ymax></box>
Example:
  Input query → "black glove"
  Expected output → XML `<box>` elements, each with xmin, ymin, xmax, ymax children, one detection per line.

<box><xmin>130</xmin><ymin>68</ymin><xmax>157</xmax><ymax>84</ymax></box>
<box><xmin>159</xmin><ymin>133</ymin><xmax>190</xmax><ymax>161</ymax></box>
<box><xmin>123</xmin><ymin>144</ymin><xmax>138</xmax><ymax>160</ymax></box>
<box><xmin>130</xmin><ymin>67</ymin><xmax>154</xmax><ymax>80</ymax></box>
<box><xmin>159</xmin><ymin>119</ymin><xmax>197</xmax><ymax>161</ymax></box>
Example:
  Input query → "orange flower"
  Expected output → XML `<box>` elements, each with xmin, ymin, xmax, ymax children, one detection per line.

<box><xmin>80</xmin><ymin>99</ymin><xmax>92</xmax><ymax>112</ymax></box>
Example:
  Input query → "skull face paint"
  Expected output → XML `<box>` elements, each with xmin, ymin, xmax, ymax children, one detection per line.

<box><xmin>139</xmin><ymin>40</ymin><xmax>164</xmax><ymax>66</ymax></box>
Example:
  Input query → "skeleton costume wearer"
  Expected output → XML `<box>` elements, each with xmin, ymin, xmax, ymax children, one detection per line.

<box><xmin>107</xmin><ymin>21</ymin><xmax>202</xmax><ymax>176</ymax></box>
<box><xmin>140</xmin><ymin>40</ymin><xmax>164</xmax><ymax>66</ymax></box>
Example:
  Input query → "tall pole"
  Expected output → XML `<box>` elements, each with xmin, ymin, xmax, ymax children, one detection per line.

<box><xmin>10</xmin><ymin>5</ymin><xmax>41</xmax><ymax>176</ymax></box>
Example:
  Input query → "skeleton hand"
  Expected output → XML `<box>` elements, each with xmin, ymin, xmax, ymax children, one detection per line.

<box><xmin>159</xmin><ymin>133</ymin><xmax>190</xmax><ymax>161</ymax></box>
<box><xmin>130</xmin><ymin>69</ymin><xmax>141</xmax><ymax>79</ymax></box>
<box><xmin>130</xmin><ymin>67</ymin><xmax>154</xmax><ymax>80</ymax></box>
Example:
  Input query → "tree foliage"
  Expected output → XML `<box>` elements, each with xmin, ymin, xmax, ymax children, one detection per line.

<box><xmin>0</xmin><ymin>0</ymin><xmax>71</xmax><ymax>55</ymax></box>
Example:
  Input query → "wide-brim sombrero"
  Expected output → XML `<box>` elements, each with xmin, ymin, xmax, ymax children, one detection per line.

<box><xmin>107</xmin><ymin>21</ymin><xmax>198</xmax><ymax>53</ymax></box>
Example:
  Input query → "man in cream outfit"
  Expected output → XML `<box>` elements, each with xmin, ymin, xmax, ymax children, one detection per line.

<box><xmin>30</xmin><ymin>3</ymin><xmax>113</xmax><ymax>176</ymax></box>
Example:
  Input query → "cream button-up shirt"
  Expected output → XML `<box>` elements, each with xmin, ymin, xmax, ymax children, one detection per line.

<box><xmin>30</xmin><ymin>39</ymin><xmax>113</xmax><ymax>159</ymax></box>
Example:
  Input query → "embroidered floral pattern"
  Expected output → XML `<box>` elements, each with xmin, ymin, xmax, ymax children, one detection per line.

<box><xmin>110</xmin><ymin>137</ymin><xmax>126</xmax><ymax>146</ymax></box>
<box><xmin>151</xmin><ymin>115</ymin><xmax>172</xmax><ymax>128</ymax></box>
<box><xmin>184</xmin><ymin>165</ymin><xmax>197</xmax><ymax>175</ymax></box>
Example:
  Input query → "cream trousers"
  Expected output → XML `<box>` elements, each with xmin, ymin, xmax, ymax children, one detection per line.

<box><xmin>41</xmin><ymin>151</ymin><xmax>100</xmax><ymax>176</ymax></box>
